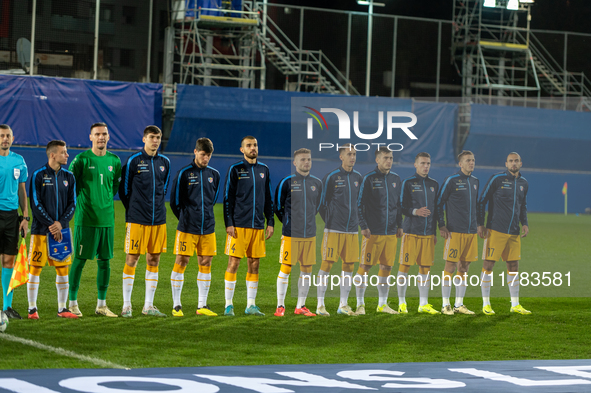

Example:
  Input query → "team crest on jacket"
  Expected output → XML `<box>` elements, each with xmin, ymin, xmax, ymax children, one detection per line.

<box><xmin>260</xmin><ymin>173</ymin><xmax>265</xmax><ymax>179</ymax></box>
<box><xmin>392</xmin><ymin>182</ymin><xmax>396</xmax><ymax>188</ymax></box>
<box><xmin>160</xmin><ymin>166</ymin><xmax>165</xmax><ymax>172</ymax></box>
<box><xmin>474</xmin><ymin>184</ymin><xmax>477</xmax><ymax>190</ymax></box>
<box><xmin>63</xmin><ymin>180</ymin><xmax>68</xmax><ymax>187</ymax></box>
<box><xmin>520</xmin><ymin>186</ymin><xmax>524</xmax><ymax>191</ymax></box>
<box><xmin>430</xmin><ymin>187</ymin><xmax>435</xmax><ymax>192</ymax></box>
<box><xmin>108</xmin><ymin>166</ymin><xmax>113</xmax><ymax>172</ymax></box>
<box><xmin>311</xmin><ymin>185</ymin><xmax>316</xmax><ymax>191</ymax></box>
<box><xmin>208</xmin><ymin>177</ymin><xmax>213</xmax><ymax>183</ymax></box>
<box><xmin>354</xmin><ymin>181</ymin><xmax>359</xmax><ymax>187</ymax></box>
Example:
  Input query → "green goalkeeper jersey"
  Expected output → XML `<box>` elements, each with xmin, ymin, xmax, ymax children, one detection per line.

<box><xmin>69</xmin><ymin>150</ymin><xmax>122</xmax><ymax>227</ymax></box>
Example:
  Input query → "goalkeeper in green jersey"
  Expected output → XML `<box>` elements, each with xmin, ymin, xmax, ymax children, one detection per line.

<box><xmin>67</xmin><ymin>123</ymin><xmax>122</xmax><ymax>317</ymax></box>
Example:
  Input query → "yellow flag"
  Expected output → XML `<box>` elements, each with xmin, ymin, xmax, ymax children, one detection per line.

<box><xmin>7</xmin><ymin>238</ymin><xmax>28</xmax><ymax>295</ymax></box>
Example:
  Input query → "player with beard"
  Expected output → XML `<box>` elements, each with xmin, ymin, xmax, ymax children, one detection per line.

<box><xmin>223</xmin><ymin>136</ymin><xmax>274</xmax><ymax>316</ymax></box>
<box><xmin>477</xmin><ymin>152</ymin><xmax>530</xmax><ymax>315</ymax></box>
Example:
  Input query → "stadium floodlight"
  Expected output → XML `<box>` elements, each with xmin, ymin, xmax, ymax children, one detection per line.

<box><xmin>507</xmin><ymin>0</ymin><xmax>519</xmax><ymax>10</ymax></box>
<box><xmin>357</xmin><ymin>0</ymin><xmax>386</xmax><ymax>6</ymax></box>
<box><xmin>519</xmin><ymin>0</ymin><xmax>534</xmax><ymax>3</ymax></box>
<box><xmin>484</xmin><ymin>0</ymin><xmax>496</xmax><ymax>7</ymax></box>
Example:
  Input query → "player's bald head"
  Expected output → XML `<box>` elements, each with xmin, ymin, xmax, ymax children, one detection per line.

<box><xmin>506</xmin><ymin>152</ymin><xmax>521</xmax><ymax>162</ymax></box>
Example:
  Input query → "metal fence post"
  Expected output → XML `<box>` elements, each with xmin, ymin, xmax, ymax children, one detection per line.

<box><xmin>147</xmin><ymin>0</ymin><xmax>154</xmax><ymax>82</ymax></box>
<box><xmin>390</xmin><ymin>16</ymin><xmax>397</xmax><ymax>97</ymax></box>
<box><xmin>93</xmin><ymin>0</ymin><xmax>100</xmax><ymax>80</ymax></box>
<box><xmin>29</xmin><ymin>0</ymin><xmax>36</xmax><ymax>76</ymax></box>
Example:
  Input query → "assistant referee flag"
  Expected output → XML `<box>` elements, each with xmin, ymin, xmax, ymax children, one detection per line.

<box><xmin>7</xmin><ymin>238</ymin><xmax>28</xmax><ymax>294</ymax></box>
<box><xmin>562</xmin><ymin>182</ymin><xmax>568</xmax><ymax>195</ymax></box>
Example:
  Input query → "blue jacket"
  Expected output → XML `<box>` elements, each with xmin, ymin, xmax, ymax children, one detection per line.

<box><xmin>119</xmin><ymin>149</ymin><xmax>170</xmax><ymax>226</ymax></box>
<box><xmin>170</xmin><ymin>161</ymin><xmax>221</xmax><ymax>236</ymax></box>
<box><xmin>357</xmin><ymin>167</ymin><xmax>403</xmax><ymax>235</ymax></box>
<box><xmin>477</xmin><ymin>170</ymin><xmax>529</xmax><ymax>236</ymax></box>
<box><xmin>29</xmin><ymin>164</ymin><xmax>76</xmax><ymax>236</ymax></box>
<box><xmin>319</xmin><ymin>166</ymin><xmax>363</xmax><ymax>233</ymax></box>
<box><xmin>400</xmin><ymin>173</ymin><xmax>439</xmax><ymax>236</ymax></box>
<box><xmin>275</xmin><ymin>172</ymin><xmax>322</xmax><ymax>238</ymax></box>
<box><xmin>436</xmin><ymin>171</ymin><xmax>479</xmax><ymax>234</ymax></box>
<box><xmin>223</xmin><ymin>160</ymin><xmax>274</xmax><ymax>230</ymax></box>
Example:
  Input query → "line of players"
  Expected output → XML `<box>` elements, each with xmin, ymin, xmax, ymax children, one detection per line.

<box><xmin>0</xmin><ymin>122</ymin><xmax>530</xmax><ymax>320</ymax></box>
<box><xmin>276</xmin><ymin>144</ymin><xmax>530</xmax><ymax>318</ymax></box>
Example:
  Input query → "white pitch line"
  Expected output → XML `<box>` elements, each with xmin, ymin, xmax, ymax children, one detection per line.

<box><xmin>0</xmin><ymin>333</ymin><xmax>130</xmax><ymax>370</ymax></box>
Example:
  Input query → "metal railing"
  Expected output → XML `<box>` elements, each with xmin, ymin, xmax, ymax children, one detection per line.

<box><xmin>256</xmin><ymin>3</ymin><xmax>358</xmax><ymax>95</ymax></box>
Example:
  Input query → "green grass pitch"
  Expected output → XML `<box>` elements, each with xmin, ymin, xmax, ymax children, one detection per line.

<box><xmin>1</xmin><ymin>202</ymin><xmax>590</xmax><ymax>369</ymax></box>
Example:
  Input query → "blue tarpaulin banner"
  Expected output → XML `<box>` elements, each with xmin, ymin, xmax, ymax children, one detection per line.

<box><xmin>0</xmin><ymin>75</ymin><xmax>162</xmax><ymax>150</ymax></box>
<box><xmin>464</xmin><ymin>104</ymin><xmax>591</xmax><ymax>171</ymax></box>
<box><xmin>167</xmin><ymin>85</ymin><xmax>320</xmax><ymax>156</ymax></box>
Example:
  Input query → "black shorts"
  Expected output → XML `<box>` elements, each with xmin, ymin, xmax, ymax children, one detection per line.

<box><xmin>0</xmin><ymin>210</ymin><xmax>19</xmax><ymax>256</ymax></box>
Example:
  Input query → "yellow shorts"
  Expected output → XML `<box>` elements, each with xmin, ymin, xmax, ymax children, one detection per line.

<box><xmin>225</xmin><ymin>227</ymin><xmax>266</xmax><ymax>259</ymax></box>
<box><xmin>399</xmin><ymin>234</ymin><xmax>435</xmax><ymax>266</ymax></box>
<box><xmin>360</xmin><ymin>235</ymin><xmax>397</xmax><ymax>266</ymax></box>
<box><xmin>443</xmin><ymin>232</ymin><xmax>478</xmax><ymax>263</ymax></box>
<box><xmin>279</xmin><ymin>236</ymin><xmax>316</xmax><ymax>266</ymax></box>
<box><xmin>321</xmin><ymin>231</ymin><xmax>359</xmax><ymax>263</ymax></box>
<box><xmin>28</xmin><ymin>234</ymin><xmax>72</xmax><ymax>267</ymax></box>
<box><xmin>125</xmin><ymin>223</ymin><xmax>167</xmax><ymax>255</ymax></box>
<box><xmin>482</xmin><ymin>229</ymin><xmax>521</xmax><ymax>262</ymax></box>
<box><xmin>174</xmin><ymin>231</ymin><xmax>216</xmax><ymax>256</ymax></box>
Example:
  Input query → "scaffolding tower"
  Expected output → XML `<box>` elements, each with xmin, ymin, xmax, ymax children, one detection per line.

<box><xmin>452</xmin><ymin>0</ymin><xmax>591</xmax><ymax>149</ymax></box>
<box><xmin>163</xmin><ymin>1</ymin><xmax>358</xmax><ymax>111</ymax></box>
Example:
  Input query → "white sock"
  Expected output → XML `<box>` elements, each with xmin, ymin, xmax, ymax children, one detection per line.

<box><xmin>225</xmin><ymin>279</ymin><xmax>236</xmax><ymax>307</ymax></box>
<box><xmin>397</xmin><ymin>271</ymin><xmax>408</xmax><ymax>305</ymax></box>
<box><xmin>377</xmin><ymin>276</ymin><xmax>389</xmax><ymax>307</ymax></box>
<box><xmin>354</xmin><ymin>273</ymin><xmax>366</xmax><ymax>308</ymax></box>
<box><xmin>339</xmin><ymin>271</ymin><xmax>352</xmax><ymax>308</ymax></box>
<box><xmin>481</xmin><ymin>270</ymin><xmax>492</xmax><ymax>307</ymax></box>
<box><xmin>69</xmin><ymin>299</ymin><xmax>78</xmax><ymax>308</ymax></box>
<box><xmin>197</xmin><ymin>271</ymin><xmax>211</xmax><ymax>308</ymax></box>
<box><xmin>56</xmin><ymin>273</ymin><xmax>69</xmax><ymax>312</ymax></box>
<box><xmin>97</xmin><ymin>299</ymin><xmax>106</xmax><ymax>308</ymax></box>
<box><xmin>171</xmin><ymin>270</ymin><xmax>184</xmax><ymax>308</ymax></box>
<box><xmin>508</xmin><ymin>271</ymin><xmax>520</xmax><ymax>307</ymax></box>
<box><xmin>297</xmin><ymin>273</ymin><xmax>311</xmax><ymax>309</ymax></box>
<box><xmin>277</xmin><ymin>271</ymin><xmax>289</xmax><ymax>307</ymax></box>
<box><xmin>442</xmin><ymin>273</ymin><xmax>452</xmax><ymax>306</ymax></box>
<box><xmin>27</xmin><ymin>273</ymin><xmax>40</xmax><ymax>310</ymax></box>
<box><xmin>418</xmin><ymin>273</ymin><xmax>430</xmax><ymax>307</ymax></box>
<box><xmin>122</xmin><ymin>270</ymin><xmax>135</xmax><ymax>308</ymax></box>
<box><xmin>454</xmin><ymin>275</ymin><xmax>467</xmax><ymax>307</ymax></box>
<box><xmin>316</xmin><ymin>270</ymin><xmax>329</xmax><ymax>307</ymax></box>
<box><xmin>247</xmin><ymin>278</ymin><xmax>258</xmax><ymax>307</ymax></box>
<box><xmin>144</xmin><ymin>268</ymin><xmax>158</xmax><ymax>308</ymax></box>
